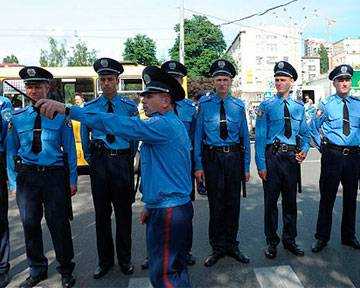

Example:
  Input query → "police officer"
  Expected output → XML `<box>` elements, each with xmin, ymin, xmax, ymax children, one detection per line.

<box><xmin>6</xmin><ymin>66</ymin><xmax>77</xmax><ymax>288</ymax></box>
<box><xmin>310</xmin><ymin>64</ymin><xmax>360</xmax><ymax>253</ymax></box>
<box><xmin>161</xmin><ymin>60</ymin><xmax>197</xmax><ymax>266</ymax></box>
<box><xmin>37</xmin><ymin>65</ymin><xmax>194</xmax><ymax>288</ymax></box>
<box><xmin>255</xmin><ymin>61</ymin><xmax>310</xmax><ymax>259</ymax></box>
<box><xmin>80</xmin><ymin>58</ymin><xmax>138</xmax><ymax>278</ymax></box>
<box><xmin>0</xmin><ymin>96</ymin><xmax>12</xmax><ymax>288</ymax></box>
<box><xmin>194</xmin><ymin>59</ymin><xmax>250</xmax><ymax>267</ymax></box>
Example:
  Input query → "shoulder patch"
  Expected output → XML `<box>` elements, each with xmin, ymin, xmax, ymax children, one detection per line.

<box><xmin>84</xmin><ymin>97</ymin><xmax>101</xmax><ymax>107</ymax></box>
<box><xmin>65</xmin><ymin>119</ymin><xmax>73</xmax><ymax>128</ymax></box>
<box><xmin>255</xmin><ymin>106</ymin><xmax>265</xmax><ymax>117</ymax></box>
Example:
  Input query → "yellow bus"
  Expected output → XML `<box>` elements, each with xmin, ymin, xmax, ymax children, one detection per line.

<box><xmin>0</xmin><ymin>63</ymin><xmax>145</xmax><ymax>174</ymax></box>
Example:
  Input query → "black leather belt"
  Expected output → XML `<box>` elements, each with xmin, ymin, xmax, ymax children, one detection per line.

<box><xmin>267</xmin><ymin>143</ymin><xmax>298</xmax><ymax>153</ymax></box>
<box><xmin>323</xmin><ymin>143</ymin><xmax>359</xmax><ymax>155</ymax></box>
<box><xmin>17</xmin><ymin>164</ymin><xmax>64</xmax><ymax>173</ymax></box>
<box><xmin>203</xmin><ymin>144</ymin><xmax>243</xmax><ymax>153</ymax></box>
<box><xmin>91</xmin><ymin>141</ymin><xmax>130</xmax><ymax>157</ymax></box>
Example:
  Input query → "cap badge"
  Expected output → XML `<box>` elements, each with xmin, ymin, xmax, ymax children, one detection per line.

<box><xmin>143</xmin><ymin>74</ymin><xmax>151</xmax><ymax>84</ymax></box>
<box><xmin>27</xmin><ymin>68</ymin><xmax>36</xmax><ymax>77</ymax></box>
<box><xmin>100</xmin><ymin>59</ymin><xmax>108</xmax><ymax>68</ymax></box>
<box><xmin>169</xmin><ymin>62</ymin><xmax>176</xmax><ymax>70</ymax></box>
<box><xmin>341</xmin><ymin>66</ymin><xmax>347</xmax><ymax>73</ymax></box>
<box><xmin>278</xmin><ymin>62</ymin><xmax>284</xmax><ymax>69</ymax></box>
<box><xmin>218</xmin><ymin>60</ymin><xmax>225</xmax><ymax>68</ymax></box>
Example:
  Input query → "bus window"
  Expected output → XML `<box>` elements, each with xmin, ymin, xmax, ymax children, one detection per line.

<box><xmin>75</xmin><ymin>78</ymin><xmax>95</xmax><ymax>101</ymax></box>
<box><xmin>121</xmin><ymin>78</ymin><xmax>142</xmax><ymax>91</ymax></box>
<box><xmin>49</xmin><ymin>79</ymin><xmax>64</xmax><ymax>102</ymax></box>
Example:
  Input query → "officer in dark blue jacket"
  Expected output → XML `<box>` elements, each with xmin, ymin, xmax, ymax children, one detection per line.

<box><xmin>161</xmin><ymin>60</ymin><xmax>197</xmax><ymax>266</ymax></box>
<box><xmin>6</xmin><ymin>66</ymin><xmax>77</xmax><ymax>288</ymax></box>
<box><xmin>255</xmin><ymin>61</ymin><xmax>310</xmax><ymax>259</ymax></box>
<box><xmin>194</xmin><ymin>59</ymin><xmax>251</xmax><ymax>267</ymax></box>
<box><xmin>310</xmin><ymin>65</ymin><xmax>360</xmax><ymax>253</ymax></box>
<box><xmin>0</xmin><ymin>96</ymin><xmax>12</xmax><ymax>288</ymax></box>
<box><xmin>37</xmin><ymin>65</ymin><xmax>194</xmax><ymax>288</ymax></box>
<box><xmin>80</xmin><ymin>58</ymin><xmax>139</xmax><ymax>279</ymax></box>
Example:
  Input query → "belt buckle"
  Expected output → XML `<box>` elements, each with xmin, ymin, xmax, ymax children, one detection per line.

<box><xmin>281</xmin><ymin>144</ymin><xmax>288</xmax><ymax>153</ymax></box>
<box><xmin>37</xmin><ymin>166</ymin><xmax>46</xmax><ymax>172</ymax></box>
<box><xmin>223</xmin><ymin>146</ymin><xmax>230</xmax><ymax>153</ymax></box>
<box><xmin>342</xmin><ymin>148</ymin><xmax>350</xmax><ymax>156</ymax></box>
<box><xmin>109</xmin><ymin>150</ymin><xmax>118</xmax><ymax>157</ymax></box>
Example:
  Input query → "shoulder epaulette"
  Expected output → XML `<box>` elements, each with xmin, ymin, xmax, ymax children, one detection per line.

<box><xmin>13</xmin><ymin>106</ymin><xmax>30</xmax><ymax>115</ymax></box>
<box><xmin>84</xmin><ymin>97</ymin><xmax>101</xmax><ymax>107</ymax></box>
<box><xmin>120</xmin><ymin>97</ymin><xmax>137</xmax><ymax>108</ymax></box>
<box><xmin>294</xmin><ymin>99</ymin><xmax>305</xmax><ymax>106</ymax></box>
<box><xmin>229</xmin><ymin>96</ymin><xmax>245</xmax><ymax>108</ymax></box>
<box><xmin>181</xmin><ymin>98</ymin><xmax>196</xmax><ymax>107</ymax></box>
<box><xmin>199</xmin><ymin>94</ymin><xmax>212</xmax><ymax>104</ymax></box>
<box><xmin>350</xmin><ymin>96</ymin><xmax>360</xmax><ymax>101</ymax></box>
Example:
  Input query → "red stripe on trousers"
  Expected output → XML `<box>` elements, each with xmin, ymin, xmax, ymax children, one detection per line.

<box><xmin>162</xmin><ymin>207</ymin><xmax>174</xmax><ymax>288</ymax></box>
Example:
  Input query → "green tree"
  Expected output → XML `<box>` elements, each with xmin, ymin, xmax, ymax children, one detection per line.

<box><xmin>169</xmin><ymin>15</ymin><xmax>227</xmax><ymax>78</ymax></box>
<box><xmin>67</xmin><ymin>39</ymin><xmax>97</xmax><ymax>66</ymax></box>
<box><xmin>39</xmin><ymin>37</ymin><xmax>67</xmax><ymax>67</ymax></box>
<box><xmin>318</xmin><ymin>44</ymin><xmax>329</xmax><ymax>74</ymax></box>
<box><xmin>3</xmin><ymin>54</ymin><xmax>19</xmax><ymax>64</ymax></box>
<box><xmin>123</xmin><ymin>34</ymin><xmax>158</xmax><ymax>66</ymax></box>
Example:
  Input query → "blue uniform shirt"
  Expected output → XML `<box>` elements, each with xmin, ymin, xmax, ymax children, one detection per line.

<box><xmin>0</xmin><ymin>96</ymin><xmax>12</xmax><ymax>152</ymax></box>
<box><xmin>175</xmin><ymin>98</ymin><xmax>197</xmax><ymax>141</ymax></box>
<box><xmin>309</xmin><ymin>94</ymin><xmax>360</xmax><ymax>149</ymax></box>
<box><xmin>194</xmin><ymin>93</ymin><xmax>251</xmax><ymax>173</ymax></box>
<box><xmin>71</xmin><ymin>106</ymin><xmax>192</xmax><ymax>209</ymax></box>
<box><xmin>6</xmin><ymin>106</ymin><xmax>77</xmax><ymax>191</ymax></box>
<box><xmin>80</xmin><ymin>94</ymin><xmax>139</xmax><ymax>161</ymax></box>
<box><xmin>255</xmin><ymin>94</ymin><xmax>310</xmax><ymax>172</ymax></box>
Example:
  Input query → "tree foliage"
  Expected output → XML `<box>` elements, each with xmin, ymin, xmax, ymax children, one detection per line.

<box><xmin>68</xmin><ymin>39</ymin><xmax>97</xmax><ymax>66</ymax></box>
<box><xmin>3</xmin><ymin>54</ymin><xmax>19</xmax><ymax>64</ymax></box>
<box><xmin>318</xmin><ymin>44</ymin><xmax>329</xmax><ymax>74</ymax></box>
<box><xmin>169</xmin><ymin>15</ymin><xmax>227</xmax><ymax>78</ymax></box>
<box><xmin>39</xmin><ymin>37</ymin><xmax>67</xmax><ymax>67</ymax></box>
<box><xmin>123</xmin><ymin>34</ymin><xmax>158</xmax><ymax>66</ymax></box>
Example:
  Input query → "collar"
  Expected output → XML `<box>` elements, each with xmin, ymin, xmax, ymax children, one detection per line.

<box><xmin>335</xmin><ymin>94</ymin><xmax>350</xmax><ymax>103</ymax></box>
<box><xmin>100</xmin><ymin>94</ymin><xmax>120</xmax><ymax>107</ymax></box>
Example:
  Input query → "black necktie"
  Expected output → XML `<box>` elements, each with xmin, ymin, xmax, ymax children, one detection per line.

<box><xmin>219</xmin><ymin>99</ymin><xmax>228</xmax><ymax>140</ymax></box>
<box><xmin>106</xmin><ymin>101</ymin><xmax>115</xmax><ymax>143</ymax></box>
<box><xmin>31</xmin><ymin>111</ymin><xmax>42</xmax><ymax>154</ymax></box>
<box><xmin>284</xmin><ymin>100</ymin><xmax>292</xmax><ymax>138</ymax></box>
<box><xmin>343</xmin><ymin>99</ymin><xmax>350</xmax><ymax>136</ymax></box>
<box><xmin>174</xmin><ymin>103</ymin><xmax>178</xmax><ymax>116</ymax></box>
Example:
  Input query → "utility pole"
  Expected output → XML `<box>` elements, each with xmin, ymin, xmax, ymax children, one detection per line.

<box><xmin>179</xmin><ymin>0</ymin><xmax>185</xmax><ymax>64</ymax></box>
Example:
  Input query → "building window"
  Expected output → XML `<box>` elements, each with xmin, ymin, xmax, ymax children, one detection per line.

<box><xmin>256</xmin><ymin>56</ymin><xmax>263</xmax><ymax>65</ymax></box>
<box><xmin>308</xmin><ymin>65</ymin><xmax>316</xmax><ymax>71</ymax></box>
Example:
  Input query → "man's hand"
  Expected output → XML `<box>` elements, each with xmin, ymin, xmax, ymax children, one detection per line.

<box><xmin>35</xmin><ymin>99</ymin><xmax>66</xmax><ymax>118</ymax></box>
<box><xmin>245</xmin><ymin>172</ymin><xmax>250</xmax><ymax>182</ymax></box>
<box><xmin>70</xmin><ymin>185</ymin><xmax>77</xmax><ymax>197</ymax></box>
<box><xmin>295</xmin><ymin>151</ymin><xmax>307</xmax><ymax>163</ymax></box>
<box><xmin>258</xmin><ymin>170</ymin><xmax>267</xmax><ymax>181</ymax></box>
<box><xmin>140</xmin><ymin>209</ymin><xmax>149</xmax><ymax>225</ymax></box>
<box><xmin>194</xmin><ymin>170</ymin><xmax>205</xmax><ymax>184</ymax></box>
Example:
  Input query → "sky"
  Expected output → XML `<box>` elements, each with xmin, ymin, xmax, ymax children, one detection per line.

<box><xmin>0</xmin><ymin>0</ymin><xmax>359</xmax><ymax>65</ymax></box>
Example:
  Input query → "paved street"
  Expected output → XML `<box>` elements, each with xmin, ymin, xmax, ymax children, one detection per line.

<box><xmin>7</xmin><ymin>146</ymin><xmax>360</xmax><ymax>287</ymax></box>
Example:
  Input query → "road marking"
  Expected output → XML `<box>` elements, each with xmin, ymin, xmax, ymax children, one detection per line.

<box><xmin>254</xmin><ymin>265</ymin><xmax>304</xmax><ymax>288</ymax></box>
<box><xmin>128</xmin><ymin>277</ymin><xmax>152</xmax><ymax>288</ymax></box>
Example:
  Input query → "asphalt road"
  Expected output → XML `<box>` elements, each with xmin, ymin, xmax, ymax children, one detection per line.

<box><xmin>7</xmin><ymin>147</ymin><xmax>360</xmax><ymax>287</ymax></box>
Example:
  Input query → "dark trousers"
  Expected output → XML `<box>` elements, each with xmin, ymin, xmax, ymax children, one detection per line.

<box><xmin>16</xmin><ymin>169</ymin><xmax>74</xmax><ymax>277</ymax></box>
<box><xmin>263</xmin><ymin>148</ymin><xmax>299</xmax><ymax>246</ymax></box>
<box><xmin>203</xmin><ymin>150</ymin><xmax>243</xmax><ymax>254</ymax></box>
<box><xmin>315</xmin><ymin>147</ymin><xmax>360</xmax><ymax>242</ymax></box>
<box><xmin>0</xmin><ymin>156</ymin><xmax>10</xmax><ymax>275</ymax></box>
<box><xmin>89</xmin><ymin>153</ymin><xmax>133</xmax><ymax>267</ymax></box>
<box><xmin>147</xmin><ymin>202</ymin><xmax>193</xmax><ymax>288</ymax></box>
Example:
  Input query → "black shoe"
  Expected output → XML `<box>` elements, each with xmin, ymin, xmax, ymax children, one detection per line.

<box><xmin>311</xmin><ymin>240</ymin><xmax>327</xmax><ymax>253</ymax></box>
<box><xmin>0</xmin><ymin>273</ymin><xmax>10</xmax><ymax>288</ymax></box>
<box><xmin>342</xmin><ymin>238</ymin><xmax>360</xmax><ymax>249</ymax></box>
<box><xmin>93</xmin><ymin>264</ymin><xmax>113</xmax><ymax>279</ymax></box>
<box><xmin>204</xmin><ymin>253</ymin><xmax>224</xmax><ymax>267</ymax></box>
<box><xmin>264</xmin><ymin>245</ymin><xmax>277</xmax><ymax>259</ymax></box>
<box><xmin>19</xmin><ymin>272</ymin><xmax>48</xmax><ymax>288</ymax></box>
<box><xmin>61</xmin><ymin>274</ymin><xmax>75</xmax><ymax>288</ymax></box>
<box><xmin>226</xmin><ymin>248</ymin><xmax>250</xmax><ymax>264</ymax></box>
<box><xmin>119</xmin><ymin>262</ymin><xmax>134</xmax><ymax>275</ymax></box>
<box><xmin>186</xmin><ymin>252</ymin><xmax>196</xmax><ymax>266</ymax></box>
<box><xmin>141</xmin><ymin>257</ymin><xmax>149</xmax><ymax>270</ymax></box>
<box><xmin>283</xmin><ymin>242</ymin><xmax>304</xmax><ymax>256</ymax></box>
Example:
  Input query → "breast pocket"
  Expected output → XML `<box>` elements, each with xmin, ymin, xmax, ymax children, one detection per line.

<box><xmin>350</xmin><ymin>115</ymin><xmax>360</xmax><ymax>128</ymax></box>
<box><xmin>328</xmin><ymin>115</ymin><xmax>343</xmax><ymax>129</ymax></box>
<box><xmin>204</xmin><ymin>115</ymin><xmax>218</xmax><ymax>132</ymax></box>
<box><xmin>17</xmin><ymin>127</ymin><xmax>33</xmax><ymax>147</ymax></box>
<box><xmin>227</xmin><ymin>115</ymin><xmax>241</xmax><ymax>134</ymax></box>
<box><xmin>291</xmin><ymin>114</ymin><xmax>302</xmax><ymax>132</ymax></box>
